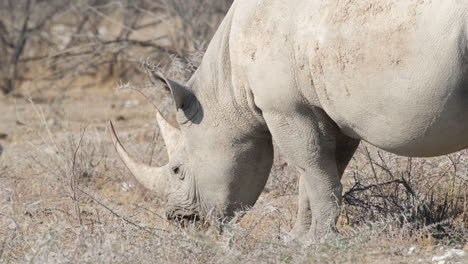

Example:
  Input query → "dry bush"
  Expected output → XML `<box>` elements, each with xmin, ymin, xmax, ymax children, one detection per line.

<box><xmin>341</xmin><ymin>145</ymin><xmax>467</xmax><ymax>242</ymax></box>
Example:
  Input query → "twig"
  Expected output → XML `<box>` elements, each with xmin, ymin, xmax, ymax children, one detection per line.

<box><xmin>77</xmin><ymin>188</ymin><xmax>164</xmax><ymax>237</ymax></box>
<box><xmin>70</xmin><ymin>124</ymin><xmax>89</xmax><ymax>225</ymax></box>
<box><xmin>364</xmin><ymin>146</ymin><xmax>379</xmax><ymax>184</ymax></box>
<box><xmin>0</xmin><ymin>230</ymin><xmax>7</xmax><ymax>261</ymax></box>
<box><xmin>5</xmin><ymin>0</ymin><xmax>32</xmax><ymax>94</ymax></box>
<box><xmin>344</xmin><ymin>179</ymin><xmax>405</xmax><ymax>195</ymax></box>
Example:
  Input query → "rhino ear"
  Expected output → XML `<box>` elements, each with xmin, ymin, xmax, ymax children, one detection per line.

<box><xmin>148</xmin><ymin>71</ymin><xmax>191</xmax><ymax>110</ymax></box>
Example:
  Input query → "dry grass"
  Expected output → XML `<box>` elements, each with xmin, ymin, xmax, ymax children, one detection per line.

<box><xmin>0</xmin><ymin>0</ymin><xmax>466</xmax><ymax>263</ymax></box>
<box><xmin>0</xmin><ymin>95</ymin><xmax>466</xmax><ymax>263</ymax></box>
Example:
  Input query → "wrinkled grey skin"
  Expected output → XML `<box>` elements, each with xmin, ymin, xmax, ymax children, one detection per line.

<box><xmin>111</xmin><ymin>0</ymin><xmax>468</xmax><ymax>240</ymax></box>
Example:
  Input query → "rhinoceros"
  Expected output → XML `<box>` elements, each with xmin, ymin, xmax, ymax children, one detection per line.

<box><xmin>110</xmin><ymin>0</ymin><xmax>468</xmax><ymax>239</ymax></box>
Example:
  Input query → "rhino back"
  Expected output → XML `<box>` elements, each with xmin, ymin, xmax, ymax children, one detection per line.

<box><xmin>229</xmin><ymin>0</ymin><xmax>468</xmax><ymax>156</ymax></box>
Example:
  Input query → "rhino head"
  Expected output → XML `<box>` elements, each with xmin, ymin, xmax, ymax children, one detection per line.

<box><xmin>110</xmin><ymin>71</ymin><xmax>274</xmax><ymax>221</ymax></box>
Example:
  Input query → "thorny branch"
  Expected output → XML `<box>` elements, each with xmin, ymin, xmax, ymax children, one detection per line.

<box><xmin>77</xmin><ymin>187</ymin><xmax>165</xmax><ymax>237</ymax></box>
<box><xmin>343</xmin><ymin>146</ymin><xmax>466</xmax><ymax>230</ymax></box>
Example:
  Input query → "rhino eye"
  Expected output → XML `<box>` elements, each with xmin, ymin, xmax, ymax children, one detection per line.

<box><xmin>172</xmin><ymin>166</ymin><xmax>180</xmax><ymax>174</ymax></box>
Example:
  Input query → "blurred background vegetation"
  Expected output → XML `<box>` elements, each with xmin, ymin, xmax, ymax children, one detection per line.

<box><xmin>0</xmin><ymin>0</ymin><xmax>233</xmax><ymax>95</ymax></box>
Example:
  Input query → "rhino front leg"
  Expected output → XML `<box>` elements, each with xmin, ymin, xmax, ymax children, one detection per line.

<box><xmin>264</xmin><ymin>108</ymin><xmax>358</xmax><ymax>240</ymax></box>
<box><xmin>289</xmin><ymin>175</ymin><xmax>312</xmax><ymax>239</ymax></box>
<box><xmin>289</xmin><ymin>134</ymin><xmax>359</xmax><ymax>239</ymax></box>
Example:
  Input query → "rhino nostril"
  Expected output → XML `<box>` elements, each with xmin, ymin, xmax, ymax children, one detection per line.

<box><xmin>171</xmin><ymin>165</ymin><xmax>185</xmax><ymax>180</ymax></box>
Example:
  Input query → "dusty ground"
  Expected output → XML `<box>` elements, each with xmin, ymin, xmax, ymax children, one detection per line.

<box><xmin>0</xmin><ymin>77</ymin><xmax>466</xmax><ymax>263</ymax></box>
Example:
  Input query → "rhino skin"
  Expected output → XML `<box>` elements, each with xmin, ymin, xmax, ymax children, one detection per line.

<box><xmin>110</xmin><ymin>0</ymin><xmax>468</xmax><ymax>240</ymax></box>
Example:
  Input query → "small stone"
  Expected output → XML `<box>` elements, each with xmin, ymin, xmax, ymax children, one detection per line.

<box><xmin>121</xmin><ymin>182</ymin><xmax>133</xmax><ymax>191</ymax></box>
<box><xmin>124</xmin><ymin>100</ymin><xmax>139</xmax><ymax>108</ymax></box>
<box><xmin>8</xmin><ymin>221</ymin><xmax>16</xmax><ymax>230</ymax></box>
<box><xmin>448</xmin><ymin>248</ymin><xmax>465</xmax><ymax>257</ymax></box>
<box><xmin>408</xmin><ymin>246</ymin><xmax>417</xmax><ymax>254</ymax></box>
<box><xmin>432</xmin><ymin>248</ymin><xmax>465</xmax><ymax>262</ymax></box>
<box><xmin>47</xmin><ymin>118</ymin><xmax>57</xmax><ymax>126</ymax></box>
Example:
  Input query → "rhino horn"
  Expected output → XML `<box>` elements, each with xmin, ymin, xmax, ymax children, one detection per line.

<box><xmin>109</xmin><ymin>120</ymin><xmax>170</xmax><ymax>198</ymax></box>
<box><xmin>156</xmin><ymin>111</ymin><xmax>181</xmax><ymax>156</ymax></box>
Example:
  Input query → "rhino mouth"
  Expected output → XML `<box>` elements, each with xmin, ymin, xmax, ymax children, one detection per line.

<box><xmin>166</xmin><ymin>209</ymin><xmax>201</xmax><ymax>226</ymax></box>
<box><xmin>165</xmin><ymin>192</ymin><xmax>202</xmax><ymax>224</ymax></box>
<box><xmin>167</xmin><ymin>213</ymin><xmax>200</xmax><ymax>223</ymax></box>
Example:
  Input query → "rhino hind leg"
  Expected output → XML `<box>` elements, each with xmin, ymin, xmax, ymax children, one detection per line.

<box><xmin>264</xmin><ymin>107</ymin><xmax>358</xmax><ymax>241</ymax></box>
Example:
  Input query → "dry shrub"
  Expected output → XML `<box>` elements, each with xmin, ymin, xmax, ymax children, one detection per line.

<box><xmin>341</xmin><ymin>144</ymin><xmax>467</xmax><ymax>242</ymax></box>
